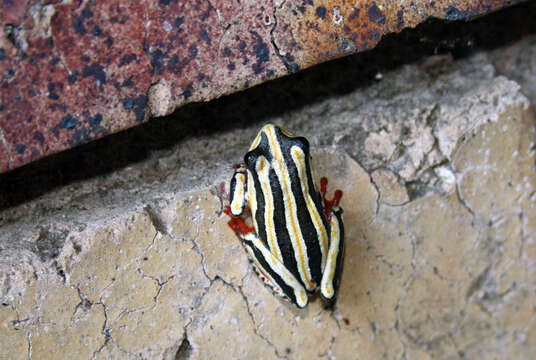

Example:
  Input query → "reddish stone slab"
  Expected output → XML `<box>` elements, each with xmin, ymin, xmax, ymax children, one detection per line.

<box><xmin>273</xmin><ymin>0</ymin><xmax>526</xmax><ymax>69</ymax></box>
<box><xmin>1</xmin><ymin>0</ymin><xmax>152</xmax><ymax>171</ymax></box>
<box><xmin>0</xmin><ymin>0</ymin><xmax>525</xmax><ymax>173</ymax></box>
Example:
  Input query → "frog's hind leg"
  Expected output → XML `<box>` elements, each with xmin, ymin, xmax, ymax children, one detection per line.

<box><xmin>223</xmin><ymin>207</ymin><xmax>308</xmax><ymax>307</ymax></box>
<box><xmin>241</xmin><ymin>232</ymin><xmax>309</xmax><ymax>308</ymax></box>
<box><xmin>320</xmin><ymin>207</ymin><xmax>344</xmax><ymax>302</ymax></box>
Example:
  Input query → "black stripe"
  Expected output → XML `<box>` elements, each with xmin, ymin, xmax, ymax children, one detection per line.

<box><xmin>245</xmin><ymin>134</ymin><xmax>271</xmax><ymax>246</ymax></box>
<box><xmin>250</xmin><ymin>169</ymin><xmax>267</xmax><ymax>245</ymax></box>
<box><xmin>305</xmin><ymin>153</ymin><xmax>329</xmax><ymax>230</ymax></box>
<box><xmin>242</xmin><ymin>237</ymin><xmax>297</xmax><ymax>305</ymax></box>
<box><xmin>269</xmin><ymin>166</ymin><xmax>301</xmax><ymax>283</ymax></box>
<box><xmin>229</xmin><ymin>173</ymin><xmax>238</xmax><ymax>204</ymax></box>
<box><xmin>277</xmin><ymin>128</ymin><xmax>324</xmax><ymax>286</ymax></box>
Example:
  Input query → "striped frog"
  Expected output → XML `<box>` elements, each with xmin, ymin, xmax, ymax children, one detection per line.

<box><xmin>224</xmin><ymin>124</ymin><xmax>344</xmax><ymax>308</ymax></box>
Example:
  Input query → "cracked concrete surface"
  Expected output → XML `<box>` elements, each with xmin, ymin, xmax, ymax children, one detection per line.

<box><xmin>1</xmin><ymin>36</ymin><xmax>536</xmax><ymax>359</ymax></box>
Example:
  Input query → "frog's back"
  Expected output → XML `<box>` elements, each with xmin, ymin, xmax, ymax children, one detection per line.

<box><xmin>244</xmin><ymin>125</ymin><xmax>330</xmax><ymax>290</ymax></box>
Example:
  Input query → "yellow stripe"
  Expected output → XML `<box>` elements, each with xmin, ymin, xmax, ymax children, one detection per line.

<box><xmin>290</xmin><ymin>146</ymin><xmax>329</xmax><ymax>265</ymax></box>
<box><xmin>249</xmin><ymin>128</ymin><xmax>263</xmax><ymax>151</ymax></box>
<box><xmin>321</xmin><ymin>214</ymin><xmax>341</xmax><ymax>299</ymax></box>
<box><xmin>266</xmin><ymin>126</ymin><xmax>313</xmax><ymax>290</ymax></box>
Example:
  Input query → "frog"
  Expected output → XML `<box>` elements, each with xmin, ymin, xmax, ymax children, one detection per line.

<box><xmin>224</xmin><ymin>124</ymin><xmax>344</xmax><ymax>308</ymax></box>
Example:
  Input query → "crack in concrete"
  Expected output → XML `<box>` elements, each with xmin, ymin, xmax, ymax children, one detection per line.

<box><xmin>89</xmin><ymin>302</ymin><xmax>109</xmax><ymax>360</ymax></box>
<box><xmin>8</xmin><ymin>296</ymin><xmax>35</xmax><ymax>360</ymax></box>
<box><xmin>209</xmin><ymin>274</ymin><xmax>284</xmax><ymax>359</ymax></box>
<box><xmin>425</xmin><ymin>261</ymin><xmax>454</xmax><ymax>284</ymax></box>
<box><xmin>9</xmin><ymin>316</ymin><xmax>31</xmax><ymax>330</ymax></box>
<box><xmin>107</xmin><ymin>336</ymin><xmax>140</xmax><ymax>359</ymax></box>
<box><xmin>145</xmin><ymin>230</ymin><xmax>159</xmax><ymax>254</ymax></box>
<box><xmin>175</xmin><ymin>323</ymin><xmax>193</xmax><ymax>360</ymax></box>
<box><xmin>139</xmin><ymin>270</ymin><xmax>175</xmax><ymax>305</ymax></box>
<box><xmin>70</xmin><ymin>285</ymin><xmax>92</xmax><ymax>322</ymax></box>
<box><xmin>319</xmin><ymin>334</ymin><xmax>337</xmax><ymax>359</ymax></box>
<box><xmin>67</xmin><ymin>284</ymin><xmax>109</xmax><ymax>359</ymax></box>
<box><xmin>518</xmin><ymin>208</ymin><xmax>528</xmax><ymax>260</ymax></box>
<box><xmin>393</xmin><ymin>266</ymin><xmax>418</xmax><ymax>353</ymax></box>
<box><xmin>454</xmin><ymin>177</ymin><xmax>476</xmax><ymax>218</ymax></box>
<box><xmin>26</xmin><ymin>331</ymin><xmax>32</xmax><ymax>360</ymax></box>
<box><xmin>366</xmin><ymin>171</ymin><xmax>382</xmax><ymax>224</ymax></box>
<box><xmin>188</xmin><ymin>235</ymin><xmax>212</xmax><ymax>283</ymax></box>
<box><xmin>114</xmin><ymin>295</ymin><xmax>159</xmax><ymax>320</ymax></box>
<box><xmin>466</xmin><ymin>265</ymin><xmax>491</xmax><ymax>300</ymax></box>
<box><xmin>328</xmin><ymin>304</ymin><xmax>344</xmax><ymax>331</ymax></box>
<box><xmin>233</xmin><ymin>280</ymin><xmax>287</xmax><ymax>359</ymax></box>
<box><xmin>409</xmin><ymin>233</ymin><xmax>418</xmax><ymax>270</ymax></box>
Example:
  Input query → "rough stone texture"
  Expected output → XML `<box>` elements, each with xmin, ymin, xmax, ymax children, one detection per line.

<box><xmin>1</xmin><ymin>35</ymin><xmax>536</xmax><ymax>359</ymax></box>
<box><xmin>0</xmin><ymin>0</ymin><xmax>527</xmax><ymax>173</ymax></box>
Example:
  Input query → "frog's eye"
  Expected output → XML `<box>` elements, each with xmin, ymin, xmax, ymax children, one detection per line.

<box><xmin>292</xmin><ymin>136</ymin><xmax>310</xmax><ymax>153</ymax></box>
<box><xmin>244</xmin><ymin>151</ymin><xmax>257</xmax><ymax>170</ymax></box>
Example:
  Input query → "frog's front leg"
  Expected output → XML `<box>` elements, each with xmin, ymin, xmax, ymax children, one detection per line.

<box><xmin>229</xmin><ymin>163</ymin><xmax>248</xmax><ymax>216</ymax></box>
<box><xmin>226</xmin><ymin>163</ymin><xmax>255</xmax><ymax>234</ymax></box>
<box><xmin>318</xmin><ymin>177</ymin><xmax>345</xmax><ymax>302</ymax></box>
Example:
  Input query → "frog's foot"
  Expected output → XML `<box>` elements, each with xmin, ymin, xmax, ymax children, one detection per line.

<box><xmin>320</xmin><ymin>177</ymin><xmax>343</xmax><ymax>218</ymax></box>
<box><xmin>218</xmin><ymin>181</ymin><xmax>226</xmax><ymax>195</ymax></box>
<box><xmin>211</xmin><ymin>182</ymin><xmax>228</xmax><ymax>214</ymax></box>
<box><xmin>224</xmin><ymin>206</ymin><xmax>255</xmax><ymax>236</ymax></box>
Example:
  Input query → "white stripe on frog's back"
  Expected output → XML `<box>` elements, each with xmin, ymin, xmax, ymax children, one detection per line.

<box><xmin>263</xmin><ymin>125</ymin><xmax>315</xmax><ymax>291</ymax></box>
<box><xmin>289</xmin><ymin>145</ymin><xmax>329</xmax><ymax>268</ymax></box>
<box><xmin>254</xmin><ymin>155</ymin><xmax>283</xmax><ymax>262</ymax></box>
